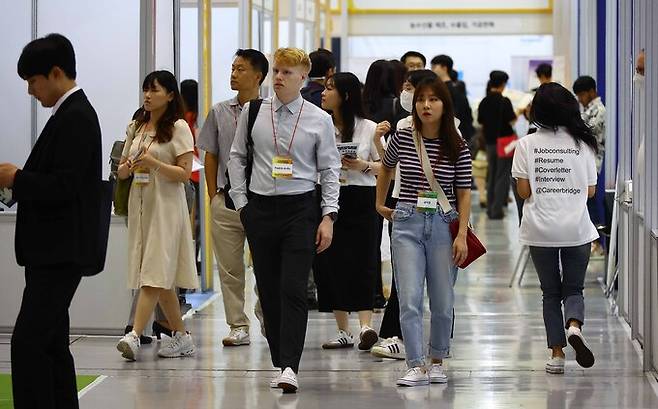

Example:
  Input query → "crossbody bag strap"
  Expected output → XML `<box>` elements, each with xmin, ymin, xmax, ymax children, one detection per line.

<box><xmin>411</xmin><ymin>130</ymin><xmax>453</xmax><ymax>214</ymax></box>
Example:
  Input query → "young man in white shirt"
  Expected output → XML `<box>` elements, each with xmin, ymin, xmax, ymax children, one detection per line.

<box><xmin>573</xmin><ymin>75</ymin><xmax>607</xmax><ymax>256</ymax></box>
<box><xmin>197</xmin><ymin>49</ymin><xmax>268</xmax><ymax>347</ymax></box>
<box><xmin>228</xmin><ymin>48</ymin><xmax>341</xmax><ymax>393</ymax></box>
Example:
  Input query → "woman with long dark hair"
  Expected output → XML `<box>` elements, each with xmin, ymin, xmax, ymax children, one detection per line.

<box><xmin>376</xmin><ymin>78</ymin><xmax>472</xmax><ymax>386</ymax></box>
<box><xmin>116</xmin><ymin>70</ymin><xmax>198</xmax><ymax>360</ymax></box>
<box><xmin>512</xmin><ymin>82</ymin><xmax>599</xmax><ymax>375</ymax></box>
<box><xmin>363</xmin><ymin>60</ymin><xmax>403</xmax><ymax>309</ymax></box>
<box><xmin>477</xmin><ymin>70</ymin><xmax>517</xmax><ymax>219</ymax></box>
<box><xmin>317</xmin><ymin>72</ymin><xmax>383</xmax><ymax>351</ymax></box>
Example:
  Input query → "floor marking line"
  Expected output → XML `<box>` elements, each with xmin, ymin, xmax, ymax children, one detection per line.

<box><xmin>77</xmin><ymin>375</ymin><xmax>108</xmax><ymax>399</ymax></box>
<box><xmin>182</xmin><ymin>292</ymin><xmax>220</xmax><ymax>321</ymax></box>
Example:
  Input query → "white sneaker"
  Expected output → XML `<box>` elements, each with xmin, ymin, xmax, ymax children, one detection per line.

<box><xmin>277</xmin><ymin>367</ymin><xmax>299</xmax><ymax>393</ymax></box>
<box><xmin>567</xmin><ymin>326</ymin><xmax>595</xmax><ymax>368</ymax></box>
<box><xmin>157</xmin><ymin>331</ymin><xmax>196</xmax><ymax>358</ymax></box>
<box><xmin>545</xmin><ymin>356</ymin><xmax>565</xmax><ymax>374</ymax></box>
<box><xmin>116</xmin><ymin>330</ymin><xmax>140</xmax><ymax>361</ymax></box>
<box><xmin>358</xmin><ymin>326</ymin><xmax>379</xmax><ymax>351</ymax></box>
<box><xmin>397</xmin><ymin>367</ymin><xmax>430</xmax><ymax>387</ymax></box>
<box><xmin>428</xmin><ymin>363</ymin><xmax>448</xmax><ymax>384</ymax></box>
<box><xmin>321</xmin><ymin>329</ymin><xmax>354</xmax><ymax>349</ymax></box>
<box><xmin>370</xmin><ymin>337</ymin><xmax>405</xmax><ymax>360</ymax></box>
<box><xmin>270</xmin><ymin>369</ymin><xmax>282</xmax><ymax>388</ymax></box>
<box><xmin>222</xmin><ymin>327</ymin><xmax>251</xmax><ymax>346</ymax></box>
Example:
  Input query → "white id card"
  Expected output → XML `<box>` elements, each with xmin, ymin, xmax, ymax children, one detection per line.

<box><xmin>134</xmin><ymin>168</ymin><xmax>151</xmax><ymax>185</ymax></box>
<box><xmin>416</xmin><ymin>191</ymin><xmax>438</xmax><ymax>213</ymax></box>
<box><xmin>272</xmin><ymin>156</ymin><xmax>293</xmax><ymax>178</ymax></box>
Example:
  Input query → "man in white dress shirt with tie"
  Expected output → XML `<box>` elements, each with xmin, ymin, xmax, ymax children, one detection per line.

<box><xmin>228</xmin><ymin>48</ymin><xmax>341</xmax><ymax>393</ymax></box>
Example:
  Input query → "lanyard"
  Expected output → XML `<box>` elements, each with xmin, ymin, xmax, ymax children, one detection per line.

<box><xmin>271</xmin><ymin>99</ymin><xmax>305</xmax><ymax>157</ymax></box>
<box><xmin>418</xmin><ymin>134</ymin><xmax>439</xmax><ymax>175</ymax></box>
<box><xmin>138</xmin><ymin>128</ymin><xmax>156</xmax><ymax>152</ymax></box>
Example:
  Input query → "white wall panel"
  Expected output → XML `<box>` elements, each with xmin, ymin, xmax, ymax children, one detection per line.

<box><xmin>0</xmin><ymin>1</ymin><xmax>31</xmax><ymax>177</ymax></box>
<box><xmin>37</xmin><ymin>0</ymin><xmax>140</xmax><ymax>179</ymax></box>
<box><xmin>156</xmin><ymin>0</ymin><xmax>176</xmax><ymax>71</ymax></box>
<box><xmin>348</xmin><ymin>35</ymin><xmax>552</xmax><ymax>101</ymax></box>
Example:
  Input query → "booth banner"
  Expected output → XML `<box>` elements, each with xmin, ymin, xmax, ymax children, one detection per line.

<box><xmin>346</xmin><ymin>0</ymin><xmax>551</xmax><ymax>12</ymax></box>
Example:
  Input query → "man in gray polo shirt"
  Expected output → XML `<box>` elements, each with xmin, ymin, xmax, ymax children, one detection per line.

<box><xmin>196</xmin><ymin>49</ymin><xmax>269</xmax><ymax>347</ymax></box>
<box><xmin>228</xmin><ymin>47</ymin><xmax>341</xmax><ymax>393</ymax></box>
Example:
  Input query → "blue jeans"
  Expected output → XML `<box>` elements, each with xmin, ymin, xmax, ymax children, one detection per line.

<box><xmin>391</xmin><ymin>202</ymin><xmax>458</xmax><ymax>368</ymax></box>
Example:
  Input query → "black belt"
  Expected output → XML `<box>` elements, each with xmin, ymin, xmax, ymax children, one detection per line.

<box><xmin>249</xmin><ymin>190</ymin><xmax>315</xmax><ymax>202</ymax></box>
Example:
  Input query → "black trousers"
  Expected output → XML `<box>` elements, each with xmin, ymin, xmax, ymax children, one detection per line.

<box><xmin>241</xmin><ymin>192</ymin><xmax>317</xmax><ymax>373</ymax></box>
<box><xmin>486</xmin><ymin>144</ymin><xmax>513</xmax><ymax>218</ymax></box>
<box><xmin>11</xmin><ymin>266</ymin><xmax>82</xmax><ymax>409</ymax></box>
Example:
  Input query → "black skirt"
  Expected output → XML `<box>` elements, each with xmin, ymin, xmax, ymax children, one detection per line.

<box><xmin>316</xmin><ymin>185</ymin><xmax>378</xmax><ymax>312</ymax></box>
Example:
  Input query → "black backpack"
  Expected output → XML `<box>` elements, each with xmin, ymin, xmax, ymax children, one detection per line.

<box><xmin>224</xmin><ymin>98</ymin><xmax>263</xmax><ymax>210</ymax></box>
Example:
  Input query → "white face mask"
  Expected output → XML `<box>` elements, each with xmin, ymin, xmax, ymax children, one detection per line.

<box><xmin>400</xmin><ymin>89</ymin><xmax>414</xmax><ymax>113</ymax></box>
<box><xmin>633</xmin><ymin>72</ymin><xmax>645</xmax><ymax>89</ymax></box>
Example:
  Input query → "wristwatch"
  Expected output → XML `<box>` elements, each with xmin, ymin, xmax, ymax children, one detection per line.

<box><xmin>326</xmin><ymin>212</ymin><xmax>338</xmax><ymax>222</ymax></box>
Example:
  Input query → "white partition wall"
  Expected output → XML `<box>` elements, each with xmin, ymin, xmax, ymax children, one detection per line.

<box><xmin>36</xmin><ymin>0</ymin><xmax>141</xmax><ymax>178</ymax></box>
<box><xmin>0</xmin><ymin>1</ymin><xmax>31</xmax><ymax>183</ymax></box>
<box><xmin>156</xmin><ymin>0</ymin><xmax>176</xmax><ymax>71</ymax></box>
<box><xmin>602</xmin><ymin>0</ymin><xmax>658</xmax><ymax>374</ymax></box>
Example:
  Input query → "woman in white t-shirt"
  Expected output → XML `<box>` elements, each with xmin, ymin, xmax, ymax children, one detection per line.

<box><xmin>512</xmin><ymin>82</ymin><xmax>599</xmax><ymax>375</ymax></box>
<box><xmin>315</xmin><ymin>72</ymin><xmax>383</xmax><ymax>351</ymax></box>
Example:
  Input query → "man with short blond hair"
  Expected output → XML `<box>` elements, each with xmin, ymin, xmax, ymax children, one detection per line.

<box><xmin>228</xmin><ymin>47</ymin><xmax>341</xmax><ymax>392</ymax></box>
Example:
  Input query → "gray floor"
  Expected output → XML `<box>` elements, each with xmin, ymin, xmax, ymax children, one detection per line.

<box><xmin>2</xmin><ymin>202</ymin><xmax>658</xmax><ymax>408</ymax></box>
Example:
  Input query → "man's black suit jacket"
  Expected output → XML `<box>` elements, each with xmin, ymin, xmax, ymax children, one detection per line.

<box><xmin>12</xmin><ymin>89</ymin><xmax>103</xmax><ymax>274</ymax></box>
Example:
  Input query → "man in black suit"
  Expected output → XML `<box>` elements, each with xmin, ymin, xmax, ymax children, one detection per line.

<box><xmin>0</xmin><ymin>33</ymin><xmax>102</xmax><ymax>409</ymax></box>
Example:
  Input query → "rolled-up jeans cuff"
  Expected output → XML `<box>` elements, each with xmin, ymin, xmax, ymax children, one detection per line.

<box><xmin>406</xmin><ymin>357</ymin><xmax>426</xmax><ymax>368</ymax></box>
<box><xmin>430</xmin><ymin>344</ymin><xmax>450</xmax><ymax>360</ymax></box>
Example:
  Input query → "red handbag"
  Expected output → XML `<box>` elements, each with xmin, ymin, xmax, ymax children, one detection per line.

<box><xmin>448</xmin><ymin>219</ymin><xmax>487</xmax><ymax>268</ymax></box>
<box><xmin>412</xmin><ymin>132</ymin><xmax>487</xmax><ymax>268</ymax></box>
<box><xmin>496</xmin><ymin>134</ymin><xmax>518</xmax><ymax>158</ymax></box>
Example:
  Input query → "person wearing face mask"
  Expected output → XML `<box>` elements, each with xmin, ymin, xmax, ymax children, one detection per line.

<box><xmin>228</xmin><ymin>48</ymin><xmax>341</xmax><ymax>393</ymax></box>
<box><xmin>116</xmin><ymin>71</ymin><xmax>199</xmax><ymax>361</ymax></box>
<box><xmin>316</xmin><ymin>72</ymin><xmax>383</xmax><ymax>351</ymax></box>
<box><xmin>376</xmin><ymin>77</ymin><xmax>472</xmax><ymax>387</ymax></box>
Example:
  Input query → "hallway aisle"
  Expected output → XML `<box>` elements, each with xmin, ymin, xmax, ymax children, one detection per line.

<box><xmin>1</xmin><ymin>205</ymin><xmax>657</xmax><ymax>409</ymax></box>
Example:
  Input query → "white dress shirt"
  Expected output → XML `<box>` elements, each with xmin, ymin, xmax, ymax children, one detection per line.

<box><xmin>52</xmin><ymin>85</ymin><xmax>81</xmax><ymax>116</ymax></box>
<box><xmin>335</xmin><ymin>117</ymin><xmax>379</xmax><ymax>187</ymax></box>
<box><xmin>228</xmin><ymin>94</ymin><xmax>341</xmax><ymax>216</ymax></box>
<box><xmin>196</xmin><ymin>96</ymin><xmax>243</xmax><ymax>188</ymax></box>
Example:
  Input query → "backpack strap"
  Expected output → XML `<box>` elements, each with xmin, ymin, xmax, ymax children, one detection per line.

<box><xmin>245</xmin><ymin>98</ymin><xmax>263</xmax><ymax>191</ymax></box>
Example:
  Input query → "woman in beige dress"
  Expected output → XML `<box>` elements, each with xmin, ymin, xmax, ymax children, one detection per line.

<box><xmin>116</xmin><ymin>70</ymin><xmax>199</xmax><ymax>361</ymax></box>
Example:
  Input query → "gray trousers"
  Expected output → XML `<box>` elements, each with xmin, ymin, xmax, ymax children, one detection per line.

<box><xmin>485</xmin><ymin>144</ymin><xmax>513</xmax><ymax>218</ymax></box>
<box><xmin>529</xmin><ymin>243</ymin><xmax>591</xmax><ymax>348</ymax></box>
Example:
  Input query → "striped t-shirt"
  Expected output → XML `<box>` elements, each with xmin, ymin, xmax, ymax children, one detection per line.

<box><xmin>382</xmin><ymin>127</ymin><xmax>472</xmax><ymax>207</ymax></box>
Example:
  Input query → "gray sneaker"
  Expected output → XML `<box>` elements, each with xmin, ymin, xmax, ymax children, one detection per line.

<box><xmin>157</xmin><ymin>331</ymin><xmax>196</xmax><ymax>358</ymax></box>
<box><xmin>117</xmin><ymin>331</ymin><xmax>140</xmax><ymax>361</ymax></box>
<box><xmin>222</xmin><ymin>327</ymin><xmax>251</xmax><ymax>346</ymax></box>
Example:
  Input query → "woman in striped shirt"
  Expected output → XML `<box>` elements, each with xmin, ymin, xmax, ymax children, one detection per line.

<box><xmin>376</xmin><ymin>77</ymin><xmax>472</xmax><ymax>387</ymax></box>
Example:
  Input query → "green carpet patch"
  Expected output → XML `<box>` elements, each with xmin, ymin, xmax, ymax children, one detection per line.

<box><xmin>0</xmin><ymin>374</ymin><xmax>99</xmax><ymax>409</ymax></box>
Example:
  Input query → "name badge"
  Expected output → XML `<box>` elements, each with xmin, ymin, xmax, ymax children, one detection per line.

<box><xmin>134</xmin><ymin>167</ymin><xmax>151</xmax><ymax>185</ymax></box>
<box><xmin>272</xmin><ymin>156</ymin><xmax>293</xmax><ymax>178</ymax></box>
<box><xmin>417</xmin><ymin>191</ymin><xmax>438</xmax><ymax>213</ymax></box>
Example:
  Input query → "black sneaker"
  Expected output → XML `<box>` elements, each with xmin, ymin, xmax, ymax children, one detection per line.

<box><xmin>124</xmin><ymin>325</ymin><xmax>152</xmax><ymax>345</ymax></box>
